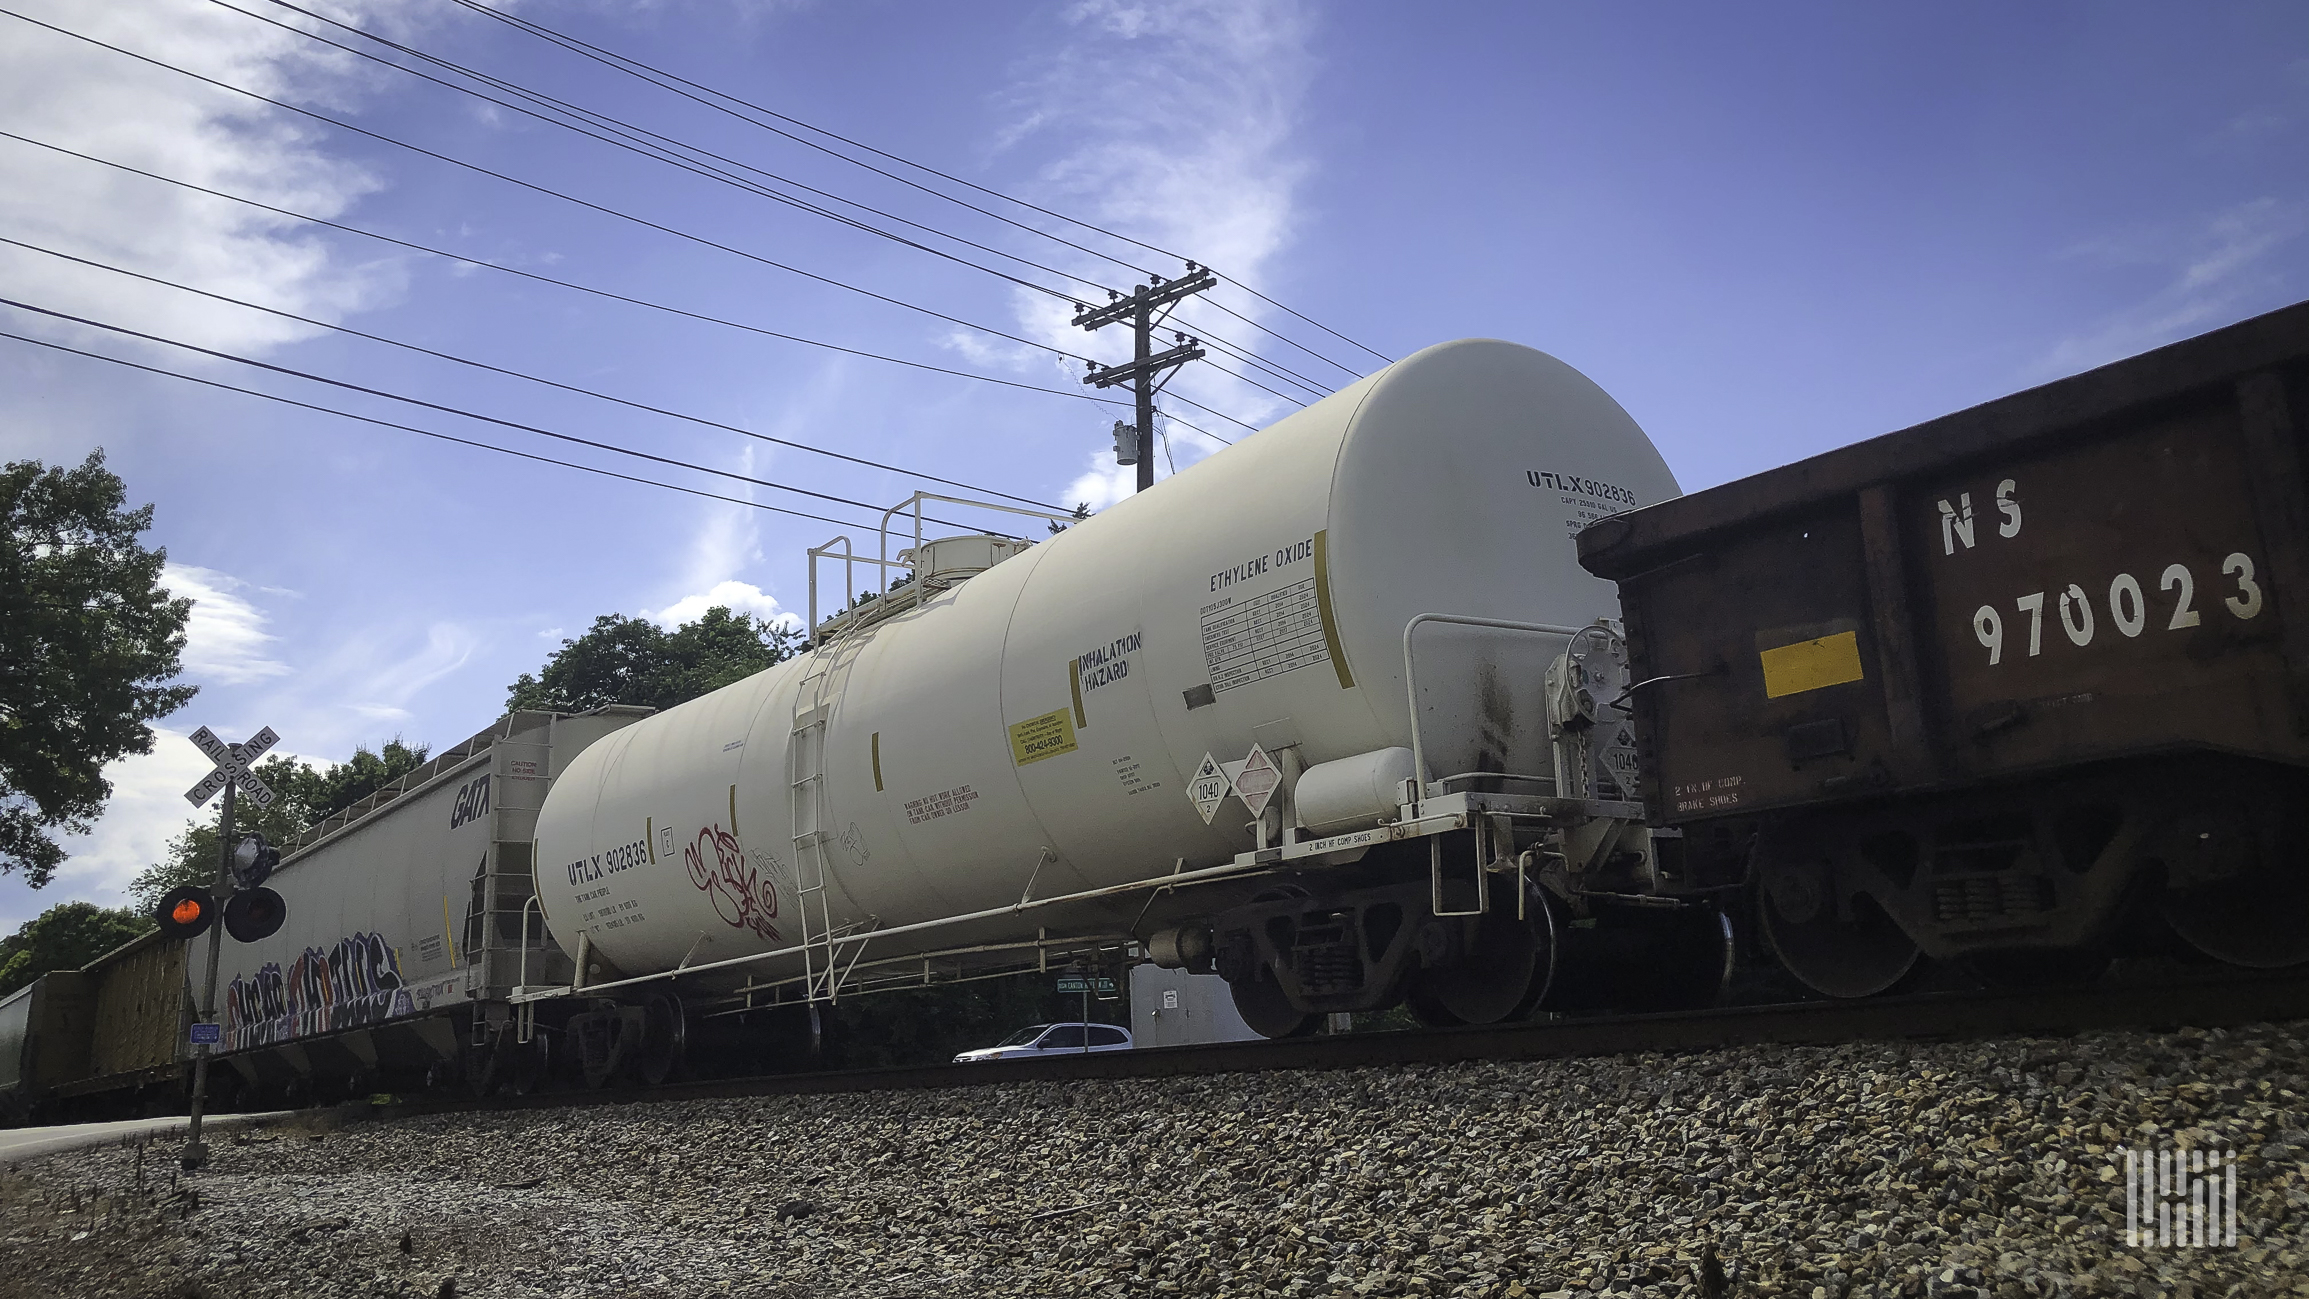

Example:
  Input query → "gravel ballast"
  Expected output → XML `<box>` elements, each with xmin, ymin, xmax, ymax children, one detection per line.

<box><xmin>3</xmin><ymin>1020</ymin><xmax>2304</xmax><ymax>1299</ymax></box>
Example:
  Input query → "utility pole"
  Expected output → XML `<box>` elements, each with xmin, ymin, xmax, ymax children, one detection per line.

<box><xmin>173</xmin><ymin>724</ymin><xmax>281</xmax><ymax>1171</ymax></box>
<box><xmin>1076</xmin><ymin>264</ymin><xmax>1217</xmax><ymax>492</ymax></box>
<box><xmin>182</xmin><ymin>775</ymin><xmax>235</xmax><ymax>1170</ymax></box>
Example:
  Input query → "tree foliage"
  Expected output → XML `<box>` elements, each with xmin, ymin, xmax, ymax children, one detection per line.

<box><xmin>1</xmin><ymin>451</ymin><xmax>195</xmax><ymax>886</ymax></box>
<box><xmin>0</xmin><ymin>900</ymin><xmax>154</xmax><ymax>998</ymax></box>
<box><xmin>505</xmin><ymin>606</ymin><xmax>800</xmax><ymax>714</ymax></box>
<box><xmin>125</xmin><ymin>739</ymin><xmax>430</xmax><ymax>915</ymax></box>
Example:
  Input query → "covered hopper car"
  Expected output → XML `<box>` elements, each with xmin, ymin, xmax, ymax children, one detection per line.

<box><xmin>1578</xmin><ymin>299</ymin><xmax>2309</xmax><ymax>997</ymax></box>
<box><xmin>1</xmin><ymin>707</ymin><xmax>646</xmax><ymax>1121</ymax></box>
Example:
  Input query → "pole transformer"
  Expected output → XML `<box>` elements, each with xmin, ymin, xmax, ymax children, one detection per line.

<box><xmin>1075</xmin><ymin>265</ymin><xmax>1217</xmax><ymax>492</ymax></box>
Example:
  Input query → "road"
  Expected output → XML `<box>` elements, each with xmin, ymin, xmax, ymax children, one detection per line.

<box><xmin>0</xmin><ymin>1113</ymin><xmax>289</xmax><ymax>1164</ymax></box>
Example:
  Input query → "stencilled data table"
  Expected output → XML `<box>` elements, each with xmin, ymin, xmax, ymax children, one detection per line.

<box><xmin>1200</xmin><ymin>578</ymin><xmax>1332</xmax><ymax>694</ymax></box>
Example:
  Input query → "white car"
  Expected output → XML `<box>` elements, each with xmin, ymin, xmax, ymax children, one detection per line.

<box><xmin>953</xmin><ymin>1022</ymin><xmax>1134</xmax><ymax>1063</ymax></box>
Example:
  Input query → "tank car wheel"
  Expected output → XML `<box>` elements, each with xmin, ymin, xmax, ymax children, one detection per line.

<box><xmin>1227</xmin><ymin>969</ymin><xmax>1316</xmax><ymax>1039</ymax></box>
<box><xmin>1414</xmin><ymin>891</ymin><xmax>1558</xmax><ymax>1026</ymax></box>
<box><xmin>502</xmin><ymin>1032</ymin><xmax>551</xmax><ymax>1096</ymax></box>
<box><xmin>1627</xmin><ymin>906</ymin><xmax>1735</xmax><ymax>1011</ymax></box>
<box><xmin>1962</xmin><ymin>948</ymin><xmax>2111</xmax><ymax>990</ymax></box>
<box><xmin>633</xmin><ymin>994</ymin><xmax>688</xmax><ymax>1087</ymax></box>
<box><xmin>2156</xmin><ymin>795</ymin><xmax>2309</xmax><ymax>969</ymax></box>
<box><xmin>282</xmin><ymin>1074</ymin><xmax>316</xmax><ymax>1109</ymax></box>
<box><xmin>463</xmin><ymin>1038</ymin><xmax>502</xmax><ymax>1098</ymax></box>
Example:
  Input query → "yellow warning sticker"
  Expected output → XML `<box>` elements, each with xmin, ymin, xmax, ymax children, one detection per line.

<box><xmin>1008</xmin><ymin>708</ymin><xmax>1080</xmax><ymax>765</ymax></box>
<box><xmin>1759</xmin><ymin>630</ymin><xmax>1865</xmax><ymax>699</ymax></box>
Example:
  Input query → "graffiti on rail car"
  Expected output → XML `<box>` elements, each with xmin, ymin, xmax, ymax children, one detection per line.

<box><xmin>686</xmin><ymin>823</ymin><xmax>781</xmax><ymax>943</ymax></box>
<box><xmin>221</xmin><ymin>931</ymin><xmax>414</xmax><ymax>1051</ymax></box>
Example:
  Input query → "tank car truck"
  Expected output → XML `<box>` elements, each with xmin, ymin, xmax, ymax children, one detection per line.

<box><xmin>527</xmin><ymin>338</ymin><xmax>1737</xmax><ymax>1065</ymax></box>
<box><xmin>1578</xmin><ymin>300</ymin><xmax>2309</xmax><ymax>997</ymax></box>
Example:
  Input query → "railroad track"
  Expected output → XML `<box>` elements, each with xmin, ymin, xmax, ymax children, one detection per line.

<box><xmin>370</xmin><ymin>966</ymin><xmax>2309</xmax><ymax>1122</ymax></box>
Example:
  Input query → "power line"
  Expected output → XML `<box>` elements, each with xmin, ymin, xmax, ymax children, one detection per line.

<box><xmin>0</xmin><ymin>9</ymin><xmax>1106</xmax><ymax>371</ymax></box>
<box><xmin>0</xmin><ymin>234</ymin><xmax>1072</xmax><ymax>511</ymax></box>
<box><xmin>435</xmin><ymin>0</ymin><xmax>1396</xmax><ymax>371</ymax></box>
<box><xmin>226</xmin><ymin>0</ymin><xmax>1306</xmax><ymax>420</ymax></box>
<box><xmin>0</xmin><ymin>295</ymin><xmax>993</xmax><ymax>528</ymax></box>
<box><xmin>216</xmin><ymin>0</ymin><xmax>1110</xmax><ymax>306</ymax></box>
<box><xmin>0</xmin><ymin>129</ymin><xmax>1242</xmax><ymax>443</ymax></box>
<box><xmin>0</xmin><ymin>11</ymin><xmax>1270</xmax><ymax>440</ymax></box>
<box><xmin>447</xmin><ymin>0</ymin><xmax>1166</xmax><ymax>278</ymax></box>
<box><xmin>0</xmin><ymin>328</ymin><xmax>883</xmax><ymax>532</ymax></box>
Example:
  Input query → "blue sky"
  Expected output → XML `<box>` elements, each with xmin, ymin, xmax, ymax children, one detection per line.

<box><xmin>4</xmin><ymin>0</ymin><xmax>2305</xmax><ymax>928</ymax></box>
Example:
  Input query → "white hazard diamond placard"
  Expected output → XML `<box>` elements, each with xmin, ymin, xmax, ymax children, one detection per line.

<box><xmin>1233</xmin><ymin>744</ymin><xmax>1281</xmax><ymax>817</ymax></box>
<box><xmin>1188</xmin><ymin>752</ymin><xmax>1231</xmax><ymax>825</ymax></box>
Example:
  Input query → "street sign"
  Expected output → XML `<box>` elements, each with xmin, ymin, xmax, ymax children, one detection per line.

<box><xmin>1188</xmin><ymin>752</ymin><xmax>1231</xmax><ymax>824</ymax></box>
<box><xmin>1056</xmin><ymin>975</ymin><xmax>1116</xmax><ymax>994</ymax></box>
<box><xmin>1234</xmin><ymin>744</ymin><xmax>1282</xmax><ymax>817</ymax></box>
<box><xmin>188</xmin><ymin>1022</ymin><xmax>221</xmax><ymax>1047</ymax></box>
<box><xmin>183</xmin><ymin>725</ymin><xmax>279</xmax><ymax>810</ymax></box>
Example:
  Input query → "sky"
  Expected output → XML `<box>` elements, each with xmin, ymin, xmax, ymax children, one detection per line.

<box><xmin>3</xmin><ymin>0</ymin><xmax>2305</xmax><ymax>929</ymax></box>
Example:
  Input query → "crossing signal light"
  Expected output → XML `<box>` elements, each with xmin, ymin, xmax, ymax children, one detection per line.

<box><xmin>156</xmin><ymin>885</ymin><xmax>217</xmax><ymax>940</ymax></box>
<box><xmin>223</xmin><ymin>886</ymin><xmax>288</xmax><ymax>943</ymax></box>
<box><xmin>231</xmin><ymin>833</ymin><xmax>279</xmax><ymax>890</ymax></box>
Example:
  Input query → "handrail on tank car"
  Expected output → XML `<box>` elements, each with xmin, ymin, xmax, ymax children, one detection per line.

<box><xmin>508</xmin><ymin>853</ymin><xmax>1278</xmax><ymax>1003</ymax></box>
<box><xmin>806</xmin><ymin>536</ymin><xmax>909</xmax><ymax>637</ymax></box>
<box><xmin>875</xmin><ymin>491</ymin><xmax>1077</xmax><ymax>578</ymax></box>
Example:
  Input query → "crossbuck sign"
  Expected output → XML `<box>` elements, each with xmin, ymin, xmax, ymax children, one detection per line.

<box><xmin>184</xmin><ymin>725</ymin><xmax>280</xmax><ymax>811</ymax></box>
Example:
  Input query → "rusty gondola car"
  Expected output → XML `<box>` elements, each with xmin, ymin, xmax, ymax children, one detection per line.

<box><xmin>1579</xmin><ymin>299</ymin><xmax>2309</xmax><ymax>997</ymax></box>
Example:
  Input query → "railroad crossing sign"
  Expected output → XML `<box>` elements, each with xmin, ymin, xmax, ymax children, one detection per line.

<box><xmin>183</xmin><ymin>725</ymin><xmax>280</xmax><ymax>810</ymax></box>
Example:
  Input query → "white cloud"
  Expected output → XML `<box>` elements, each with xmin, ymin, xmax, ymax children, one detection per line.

<box><xmin>645</xmin><ymin>580</ymin><xmax>797</xmax><ymax>629</ymax></box>
<box><xmin>0</xmin><ymin>0</ymin><xmax>404</xmax><ymax>359</ymax></box>
<box><xmin>2037</xmin><ymin>198</ymin><xmax>2308</xmax><ymax>376</ymax></box>
<box><xmin>1066</xmin><ymin>458</ymin><xmax>1138</xmax><ymax>514</ymax></box>
<box><xmin>166</xmin><ymin>562</ymin><xmax>292</xmax><ymax>685</ymax></box>
<box><xmin>17</xmin><ymin>730</ymin><xmax>217</xmax><ymax>915</ymax></box>
<box><xmin>325</xmin><ymin>622</ymin><xmax>478</xmax><ymax>725</ymax></box>
<box><xmin>995</xmin><ymin>0</ymin><xmax>1324</xmax><ymax>463</ymax></box>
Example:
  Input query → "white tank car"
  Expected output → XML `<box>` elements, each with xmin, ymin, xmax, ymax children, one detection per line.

<box><xmin>533</xmin><ymin>339</ymin><xmax>1683</xmax><ymax>1027</ymax></box>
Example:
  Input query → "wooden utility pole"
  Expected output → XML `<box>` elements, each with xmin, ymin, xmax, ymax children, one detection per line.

<box><xmin>1076</xmin><ymin>266</ymin><xmax>1217</xmax><ymax>492</ymax></box>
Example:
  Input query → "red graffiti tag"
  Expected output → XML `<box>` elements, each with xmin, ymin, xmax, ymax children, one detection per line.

<box><xmin>685</xmin><ymin>823</ymin><xmax>780</xmax><ymax>942</ymax></box>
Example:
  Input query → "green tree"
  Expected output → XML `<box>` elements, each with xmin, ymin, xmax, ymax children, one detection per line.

<box><xmin>505</xmin><ymin>606</ymin><xmax>800</xmax><ymax>714</ymax></box>
<box><xmin>125</xmin><ymin>739</ymin><xmax>430</xmax><ymax>915</ymax></box>
<box><xmin>1</xmin><ymin>451</ymin><xmax>196</xmax><ymax>886</ymax></box>
<box><xmin>0</xmin><ymin>901</ymin><xmax>154</xmax><ymax>998</ymax></box>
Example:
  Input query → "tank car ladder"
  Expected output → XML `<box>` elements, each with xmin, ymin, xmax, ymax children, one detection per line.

<box><xmin>788</xmin><ymin>624</ymin><xmax>864</xmax><ymax>1003</ymax></box>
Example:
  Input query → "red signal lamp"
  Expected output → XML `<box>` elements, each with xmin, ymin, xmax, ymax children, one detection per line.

<box><xmin>155</xmin><ymin>885</ymin><xmax>217</xmax><ymax>941</ymax></box>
